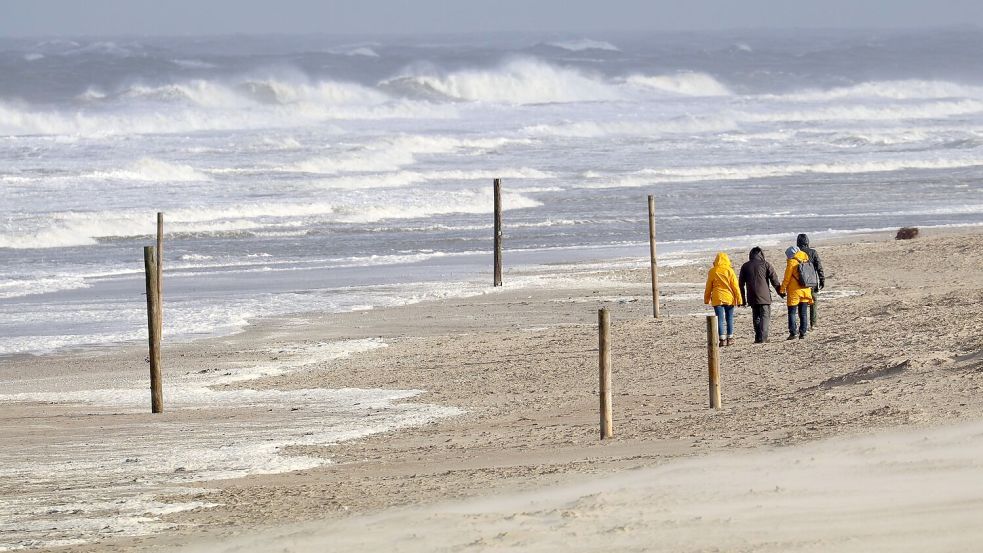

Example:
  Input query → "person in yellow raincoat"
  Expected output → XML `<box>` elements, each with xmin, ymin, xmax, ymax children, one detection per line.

<box><xmin>780</xmin><ymin>246</ymin><xmax>815</xmax><ymax>340</ymax></box>
<box><xmin>704</xmin><ymin>252</ymin><xmax>743</xmax><ymax>347</ymax></box>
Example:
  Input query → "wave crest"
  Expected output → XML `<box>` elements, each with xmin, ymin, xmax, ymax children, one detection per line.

<box><xmin>289</xmin><ymin>135</ymin><xmax>528</xmax><ymax>174</ymax></box>
<box><xmin>85</xmin><ymin>158</ymin><xmax>211</xmax><ymax>182</ymax></box>
<box><xmin>579</xmin><ymin>158</ymin><xmax>983</xmax><ymax>188</ymax></box>
<box><xmin>774</xmin><ymin>80</ymin><xmax>983</xmax><ymax>102</ymax></box>
<box><xmin>381</xmin><ymin>58</ymin><xmax>622</xmax><ymax>104</ymax></box>
<box><xmin>625</xmin><ymin>72</ymin><xmax>732</xmax><ymax>96</ymax></box>
<box><xmin>0</xmin><ymin>189</ymin><xmax>543</xmax><ymax>249</ymax></box>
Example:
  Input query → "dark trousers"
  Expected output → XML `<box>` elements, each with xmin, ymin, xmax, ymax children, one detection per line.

<box><xmin>788</xmin><ymin>304</ymin><xmax>810</xmax><ymax>337</ymax></box>
<box><xmin>810</xmin><ymin>289</ymin><xmax>819</xmax><ymax>326</ymax></box>
<box><xmin>750</xmin><ymin>304</ymin><xmax>771</xmax><ymax>343</ymax></box>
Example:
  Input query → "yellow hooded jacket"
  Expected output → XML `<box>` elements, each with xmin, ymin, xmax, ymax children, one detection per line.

<box><xmin>781</xmin><ymin>250</ymin><xmax>815</xmax><ymax>307</ymax></box>
<box><xmin>704</xmin><ymin>252</ymin><xmax>743</xmax><ymax>307</ymax></box>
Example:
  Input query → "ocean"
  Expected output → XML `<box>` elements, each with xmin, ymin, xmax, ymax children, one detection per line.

<box><xmin>2</xmin><ymin>29</ymin><xmax>983</xmax><ymax>356</ymax></box>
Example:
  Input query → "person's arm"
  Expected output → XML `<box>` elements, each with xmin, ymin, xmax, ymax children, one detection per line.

<box><xmin>813</xmin><ymin>250</ymin><xmax>826</xmax><ymax>289</ymax></box>
<box><xmin>730</xmin><ymin>269</ymin><xmax>743</xmax><ymax>307</ymax></box>
<box><xmin>780</xmin><ymin>260</ymin><xmax>794</xmax><ymax>295</ymax></box>
<box><xmin>738</xmin><ymin>265</ymin><xmax>748</xmax><ymax>306</ymax></box>
<box><xmin>704</xmin><ymin>271</ymin><xmax>713</xmax><ymax>305</ymax></box>
<box><xmin>767</xmin><ymin>263</ymin><xmax>783</xmax><ymax>294</ymax></box>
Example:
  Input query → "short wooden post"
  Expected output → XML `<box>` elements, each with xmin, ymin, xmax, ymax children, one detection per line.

<box><xmin>144</xmin><ymin>246</ymin><xmax>163</xmax><ymax>414</ymax></box>
<box><xmin>493</xmin><ymin>178</ymin><xmax>503</xmax><ymax>287</ymax></box>
<box><xmin>648</xmin><ymin>195</ymin><xmax>660</xmax><ymax>318</ymax></box>
<box><xmin>706</xmin><ymin>315</ymin><xmax>721</xmax><ymax>409</ymax></box>
<box><xmin>598</xmin><ymin>308</ymin><xmax>613</xmax><ymax>439</ymax></box>
<box><xmin>156</xmin><ymin>212</ymin><xmax>163</xmax><ymax>337</ymax></box>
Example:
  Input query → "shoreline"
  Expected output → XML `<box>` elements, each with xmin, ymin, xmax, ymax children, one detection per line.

<box><xmin>2</xmin><ymin>226</ymin><xmax>982</xmax><ymax>551</ymax></box>
<box><xmin>4</xmin><ymin>221</ymin><xmax>979</xmax><ymax>363</ymax></box>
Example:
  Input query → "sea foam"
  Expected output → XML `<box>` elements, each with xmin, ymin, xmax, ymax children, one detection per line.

<box><xmin>381</xmin><ymin>58</ymin><xmax>623</xmax><ymax>104</ymax></box>
<box><xmin>579</xmin><ymin>157</ymin><xmax>983</xmax><ymax>188</ymax></box>
<box><xmin>0</xmin><ymin>338</ymin><xmax>461</xmax><ymax>549</ymax></box>
<box><xmin>624</xmin><ymin>72</ymin><xmax>732</xmax><ymax>96</ymax></box>
<box><xmin>85</xmin><ymin>158</ymin><xmax>211</xmax><ymax>182</ymax></box>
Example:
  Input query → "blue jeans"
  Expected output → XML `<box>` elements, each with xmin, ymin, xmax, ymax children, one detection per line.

<box><xmin>714</xmin><ymin>305</ymin><xmax>734</xmax><ymax>337</ymax></box>
<box><xmin>788</xmin><ymin>304</ymin><xmax>809</xmax><ymax>337</ymax></box>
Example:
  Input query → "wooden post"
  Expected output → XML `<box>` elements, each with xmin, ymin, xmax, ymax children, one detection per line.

<box><xmin>144</xmin><ymin>246</ymin><xmax>163</xmax><ymax>414</ymax></box>
<box><xmin>493</xmin><ymin>178</ymin><xmax>502</xmax><ymax>287</ymax></box>
<box><xmin>156</xmin><ymin>212</ymin><xmax>163</xmax><ymax>337</ymax></box>
<box><xmin>598</xmin><ymin>308</ymin><xmax>613</xmax><ymax>439</ymax></box>
<box><xmin>706</xmin><ymin>315</ymin><xmax>721</xmax><ymax>409</ymax></box>
<box><xmin>648</xmin><ymin>195</ymin><xmax>660</xmax><ymax>318</ymax></box>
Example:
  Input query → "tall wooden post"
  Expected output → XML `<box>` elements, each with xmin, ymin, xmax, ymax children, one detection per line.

<box><xmin>598</xmin><ymin>308</ymin><xmax>613</xmax><ymax>439</ymax></box>
<box><xmin>144</xmin><ymin>246</ymin><xmax>163</xmax><ymax>414</ymax></box>
<box><xmin>156</xmin><ymin>212</ymin><xmax>163</xmax><ymax>337</ymax></box>
<box><xmin>493</xmin><ymin>178</ymin><xmax>503</xmax><ymax>287</ymax></box>
<box><xmin>648</xmin><ymin>195</ymin><xmax>660</xmax><ymax>318</ymax></box>
<box><xmin>706</xmin><ymin>315</ymin><xmax>721</xmax><ymax>409</ymax></box>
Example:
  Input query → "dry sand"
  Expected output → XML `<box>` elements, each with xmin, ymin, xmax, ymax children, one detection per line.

<box><xmin>184</xmin><ymin>419</ymin><xmax>983</xmax><ymax>553</ymax></box>
<box><xmin>2</xmin><ymin>228</ymin><xmax>983</xmax><ymax>551</ymax></box>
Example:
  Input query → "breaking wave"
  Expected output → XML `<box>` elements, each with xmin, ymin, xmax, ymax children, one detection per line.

<box><xmin>579</xmin><ymin>158</ymin><xmax>983</xmax><ymax>188</ymax></box>
<box><xmin>287</xmin><ymin>135</ymin><xmax>529</xmax><ymax>174</ymax></box>
<box><xmin>771</xmin><ymin>80</ymin><xmax>983</xmax><ymax>102</ymax></box>
<box><xmin>308</xmin><ymin>167</ymin><xmax>552</xmax><ymax>190</ymax></box>
<box><xmin>524</xmin><ymin>97</ymin><xmax>983</xmax><ymax>138</ymax></box>
<box><xmin>0</xmin><ymin>191</ymin><xmax>543</xmax><ymax>249</ymax></box>
<box><xmin>380</xmin><ymin>58</ymin><xmax>622</xmax><ymax>104</ymax></box>
<box><xmin>0</xmin><ymin>75</ymin><xmax>450</xmax><ymax>136</ymax></box>
<box><xmin>522</xmin><ymin>116</ymin><xmax>739</xmax><ymax>138</ymax></box>
<box><xmin>114</xmin><ymin>78</ymin><xmax>388</xmax><ymax>107</ymax></box>
<box><xmin>0</xmin><ymin>276</ymin><xmax>90</xmax><ymax>299</ymax></box>
<box><xmin>624</xmin><ymin>72</ymin><xmax>732</xmax><ymax>96</ymax></box>
<box><xmin>84</xmin><ymin>158</ymin><xmax>211</xmax><ymax>182</ymax></box>
<box><xmin>747</xmin><ymin>99</ymin><xmax>983</xmax><ymax>123</ymax></box>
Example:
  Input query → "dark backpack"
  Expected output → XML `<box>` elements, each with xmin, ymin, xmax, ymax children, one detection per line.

<box><xmin>797</xmin><ymin>259</ymin><xmax>819</xmax><ymax>288</ymax></box>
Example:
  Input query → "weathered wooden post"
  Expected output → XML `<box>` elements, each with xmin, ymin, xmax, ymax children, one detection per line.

<box><xmin>648</xmin><ymin>195</ymin><xmax>660</xmax><ymax>318</ymax></box>
<box><xmin>706</xmin><ymin>315</ymin><xmax>721</xmax><ymax>409</ymax></box>
<box><xmin>599</xmin><ymin>308</ymin><xmax>613</xmax><ymax>439</ymax></box>
<box><xmin>144</xmin><ymin>246</ymin><xmax>163</xmax><ymax>414</ymax></box>
<box><xmin>493</xmin><ymin>178</ymin><xmax>502</xmax><ymax>287</ymax></box>
<box><xmin>156</xmin><ymin>212</ymin><xmax>163</xmax><ymax>337</ymax></box>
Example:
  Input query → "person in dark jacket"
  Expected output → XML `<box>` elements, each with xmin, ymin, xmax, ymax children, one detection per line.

<box><xmin>739</xmin><ymin>246</ymin><xmax>784</xmax><ymax>343</ymax></box>
<box><xmin>796</xmin><ymin>233</ymin><xmax>826</xmax><ymax>327</ymax></box>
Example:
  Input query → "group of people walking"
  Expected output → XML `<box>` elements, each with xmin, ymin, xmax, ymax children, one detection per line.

<box><xmin>703</xmin><ymin>233</ymin><xmax>826</xmax><ymax>346</ymax></box>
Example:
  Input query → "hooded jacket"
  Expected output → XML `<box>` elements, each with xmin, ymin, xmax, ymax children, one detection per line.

<box><xmin>704</xmin><ymin>252</ymin><xmax>743</xmax><ymax>307</ymax></box>
<box><xmin>780</xmin><ymin>250</ymin><xmax>815</xmax><ymax>306</ymax></box>
<box><xmin>796</xmin><ymin>234</ymin><xmax>825</xmax><ymax>290</ymax></box>
<box><xmin>739</xmin><ymin>247</ymin><xmax>782</xmax><ymax>305</ymax></box>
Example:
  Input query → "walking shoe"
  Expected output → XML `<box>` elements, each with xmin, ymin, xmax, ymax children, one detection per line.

<box><xmin>726</xmin><ymin>337</ymin><xmax>735</xmax><ymax>346</ymax></box>
<box><xmin>786</xmin><ymin>334</ymin><xmax>797</xmax><ymax>341</ymax></box>
<box><xmin>799</xmin><ymin>333</ymin><xmax>806</xmax><ymax>339</ymax></box>
<box><xmin>718</xmin><ymin>338</ymin><xmax>726</xmax><ymax>347</ymax></box>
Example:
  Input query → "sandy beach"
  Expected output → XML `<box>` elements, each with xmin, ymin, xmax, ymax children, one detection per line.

<box><xmin>2</xmin><ymin>227</ymin><xmax>983</xmax><ymax>552</ymax></box>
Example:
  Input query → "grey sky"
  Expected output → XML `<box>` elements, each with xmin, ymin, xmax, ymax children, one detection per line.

<box><xmin>2</xmin><ymin>0</ymin><xmax>983</xmax><ymax>37</ymax></box>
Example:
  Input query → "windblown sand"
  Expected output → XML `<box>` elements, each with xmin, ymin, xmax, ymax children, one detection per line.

<box><xmin>2</xmin><ymin>228</ymin><xmax>982</xmax><ymax>552</ymax></box>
